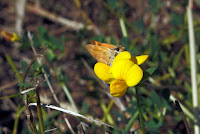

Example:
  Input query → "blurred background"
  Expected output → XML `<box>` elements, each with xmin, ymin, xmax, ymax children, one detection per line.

<box><xmin>0</xmin><ymin>0</ymin><xmax>200</xmax><ymax>133</ymax></box>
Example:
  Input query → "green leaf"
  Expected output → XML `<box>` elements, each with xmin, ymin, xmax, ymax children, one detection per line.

<box><xmin>112</xmin><ymin>127</ymin><xmax>122</xmax><ymax>134</ymax></box>
<box><xmin>58</xmin><ymin>72</ymin><xmax>67</xmax><ymax>83</ymax></box>
<box><xmin>42</xmin><ymin>64</ymin><xmax>50</xmax><ymax>75</ymax></box>
<box><xmin>49</xmin><ymin>35</ymin><xmax>60</xmax><ymax>50</ymax></box>
<box><xmin>38</xmin><ymin>26</ymin><xmax>49</xmax><ymax>40</ymax></box>
<box><xmin>20</xmin><ymin>61</ymin><xmax>28</xmax><ymax>73</ymax></box>
<box><xmin>146</xmin><ymin>67</ymin><xmax>157</xmax><ymax>75</ymax></box>
<box><xmin>151</xmin><ymin>91</ymin><xmax>163</xmax><ymax>108</ymax></box>
<box><xmin>20</xmin><ymin>60</ymin><xmax>28</xmax><ymax>68</ymax></box>
<box><xmin>81</xmin><ymin>101</ymin><xmax>89</xmax><ymax>115</ymax></box>
<box><xmin>146</xmin><ymin>119</ymin><xmax>162</xmax><ymax>132</ymax></box>
<box><xmin>46</xmin><ymin>49</ymin><xmax>56</xmax><ymax>62</ymax></box>
<box><xmin>32</xmin><ymin>34</ymin><xmax>40</xmax><ymax>47</ymax></box>
<box><xmin>18</xmin><ymin>82</ymin><xmax>30</xmax><ymax>88</ymax></box>
<box><xmin>31</xmin><ymin>60</ymin><xmax>40</xmax><ymax>72</ymax></box>
<box><xmin>143</xmin><ymin>67</ymin><xmax>157</xmax><ymax>80</ymax></box>
<box><xmin>124</xmin><ymin>111</ymin><xmax>138</xmax><ymax>131</ymax></box>
<box><xmin>19</xmin><ymin>33</ymin><xmax>31</xmax><ymax>50</ymax></box>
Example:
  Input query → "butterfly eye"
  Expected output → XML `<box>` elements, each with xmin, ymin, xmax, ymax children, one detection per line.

<box><xmin>116</xmin><ymin>47</ymin><xmax>120</xmax><ymax>51</ymax></box>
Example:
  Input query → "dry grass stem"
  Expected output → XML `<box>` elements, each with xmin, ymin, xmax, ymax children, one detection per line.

<box><xmin>26</xmin><ymin>4</ymin><xmax>98</xmax><ymax>33</ymax></box>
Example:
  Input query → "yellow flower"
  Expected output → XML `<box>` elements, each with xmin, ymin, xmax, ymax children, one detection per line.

<box><xmin>1</xmin><ymin>30</ymin><xmax>20</xmax><ymax>42</ymax></box>
<box><xmin>94</xmin><ymin>51</ymin><xmax>149</xmax><ymax>97</ymax></box>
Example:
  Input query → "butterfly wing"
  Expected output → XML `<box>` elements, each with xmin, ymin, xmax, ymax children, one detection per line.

<box><xmin>86</xmin><ymin>44</ymin><xmax>112</xmax><ymax>65</ymax></box>
<box><xmin>90</xmin><ymin>40</ymin><xmax>116</xmax><ymax>49</ymax></box>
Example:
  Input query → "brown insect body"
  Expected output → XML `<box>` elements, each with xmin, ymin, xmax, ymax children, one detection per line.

<box><xmin>86</xmin><ymin>40</ymin><xmax>125</xmax><ymax>66</ymax></box>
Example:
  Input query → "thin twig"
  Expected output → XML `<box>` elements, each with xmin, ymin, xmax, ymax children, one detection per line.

<box><xmin>175</xmin><ymin>100</ymin><xmax>191</xmax><ymax>134</ymax></box>
<box><xmin>64</xmin><ymin>118</ymin><xmax>76</xmax><ymax>134</ymax></box>
<box><xmin>170</xmin><ymin>95</ymin><xmax>194</xmax><ymax>121</ymax></box>
<box><xmin>22</xmin><ymin>54</ymin><xmax>43</xmax><ymax>82</ymax></box>
<box><xmin>29</xmin><ymin>103</ymin><xmax>114</xmax><ymax>128</ymax></box>
<box><xmin>27</xmin><ymin>32</ymin><xmax>76</xmax><ymax>134</ymax></box>
<box><xmin>27</xmin><ymin>32</ymin><xmax>60</xmax><ymax>104</ymax></box>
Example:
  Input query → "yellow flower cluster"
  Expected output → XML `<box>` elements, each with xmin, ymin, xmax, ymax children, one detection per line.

<box><xmin>1</xmin><ymin>30</ymin><xmax>20</xmax><ymax>42</ymax></box>
<box><xmin>94</xmin><ymin>51</ymin><xmax>149</xmax><ymax>97</ymax></box>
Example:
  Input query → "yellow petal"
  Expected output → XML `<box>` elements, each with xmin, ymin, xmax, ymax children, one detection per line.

<box><xmin>1</xmin><ymin>31</ymin><xmax>20</xmax><ymax>42</ymax></box>
<box><xmin>11</xmin><ymin>33</ymin><xmax>20</xmax><ymax>42</ymax></box>
<box><xmin>131</xmin><ymin>55</ymin><xmax>149</xmax><ymax>65</ymax></box>
<box><xmin>112</xmin><ymin>51</ymin><xmax>131</xmax><ymax>65</ymax></box>
<box><xmin>125</xmin><ymin>64</ymin><xmax>143</xmax><ymax>87</ymax></box>
<box><xmin>111</xmin><ymin>59</ymin><xmax>134</xmax><ymax>80</ymax></box>
<box><xmin>94</xmin><ymin>62</ymin><xmax>114</xmax><ymax>83</ymax></box>
<box><xmin>110</xmin><ymin>79</ymin><xmax>128</xmax><ymax>97</ymax></box>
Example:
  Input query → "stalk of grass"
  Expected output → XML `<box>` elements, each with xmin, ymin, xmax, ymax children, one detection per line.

<box><xmin>12</xmin><ymin>103</ymin><xmax>25</xmax><ymax>134</ymax></box>
<box><xmin>119</xmin><ymin>17</ymin><xmax>128</xmax><ymax>38</ymax></box>
<box><xmin>21</xmin><ymin>56</ymin><xmax>41</xmax><ymax>133</ymax></box>
<box><xmin>60</xmin><ymin>83</ymin><xmax>78</xmax><ymax>113</ymax></box>
<box><xmin>28</xmin><ymin>32</ymin><xmax>76</xmax><ymax>134</ymax></box>
<box><xmin>100</xmin><ymin>99</ymin><xmax>115</xmax><ymax>125</ymax></box>
<box><xmin>187</xmin><ymin>1</ymin><xmax>200</xmax><ymax>133</ymax></box>
<box><xmin>0</xmin><ymin>93</ymin><xmax>20</xmax><ymax>99</ymax></box>
<box><xmin>124</xmin><ymin>111</ymin><xmax>139</xmax><ymax>132</ymax></box>
<box><xmin>21</xmin><ymin>56</ymin><xmax>45</xmax><ymax>133</ymax></box>
<box><xmin>35</xmin><ymin>86</ymin><xmax>44</xmax><ymax>134</ymax></box>
<box><xmin>102</xmin><ymin>2</ymin><xmax>137</xmax><ymax>33</ymax></box>
<box><xmin>5</xmin><ymin>53</ymin><xmax>24</xmax><ymax>134</ymax></box>
<box><xmin>28</xmin><ymin>32</ymin><xmax>59</xmax><ymax>104</ymax></box>
<box><xmin>136</xmin><ymin>87</ymin><xmax>145</xmax><ymax>134</ymax></box>
<box><xmin>5</xmin><ymin>54</ymin><xmax>23</xmax><ymax>82</ymax></box>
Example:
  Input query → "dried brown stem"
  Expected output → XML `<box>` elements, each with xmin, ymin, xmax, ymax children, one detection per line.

<box><xmin>26</xmin><ymin>4</ymin><xmax>99</xmax><ymax>34</ymax></box>
<box><xmin>27</xmin><ymin>32</ymin><xmax>76</xmax><ymax>133</ymax></box>
<box><xmin>175</xmin><ymin>100</ymin><xmax>191</xmax><ymax>134</ymax></box>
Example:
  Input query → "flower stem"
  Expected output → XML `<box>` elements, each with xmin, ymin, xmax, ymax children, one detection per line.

<box><xmin>136</xmin><ymin>87</ymin><xmax>145</xmax><ymax>134</ymax></box>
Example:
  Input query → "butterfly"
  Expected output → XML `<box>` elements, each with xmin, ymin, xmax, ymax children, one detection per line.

<box><xmin>86</xmin><ymin>40</ymin><xmax>125</xmax><ymax>66</ymax></box>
